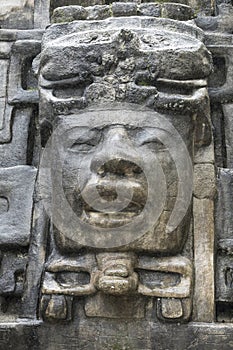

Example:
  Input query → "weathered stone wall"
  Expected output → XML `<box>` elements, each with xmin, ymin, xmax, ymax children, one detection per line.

<box><xmin>0</xmin><ymin>1</ymin><xmax>233</xmax><ymax>349</ymax></box>
<box><xmin>0</xmin><ymin>0</ymin><xmax>34</xmax><ymax>28</ymax></box>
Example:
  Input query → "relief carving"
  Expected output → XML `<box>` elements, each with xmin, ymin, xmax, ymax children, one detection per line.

<box><xmin>34</xmin><ymin>11</ymin><xmax>213</xmax><ymax>323</ymax></box>
<box><xmin>1</xmin><ymin>1</ymin><xmax>233</xmax><ymax>348</ymax></box>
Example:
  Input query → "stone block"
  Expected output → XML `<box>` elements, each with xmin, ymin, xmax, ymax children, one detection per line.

<box><xmin>52</xmin><ymin>6</ymin><xmax>88</xmax><ymax>23</ymax></box>
<box><xmin>87</xmin><ymin>5</ymin><xmax>111</xmax><ymax>20</ymax></box>
<box><xmin>193</xmin><ymin>198</ymin><xmax>215</xmax><ymax>321</ymax></box>
<box><xmin>0</xmin><ymin>42</ymin><xmax>12</xmax><ymax>59</ymax></box>
<box><xmin>159</xmin><ymin>298</ymin><xmax>183</xmax><ymax>319</ymax></box>
<box><xmin>0</xmin><ymin>252</ymin><xmax>27</xmax><ymax>295</ymax></box>
<box><xmin>216</xmin><ymin>168</ymin><xmax>233</xmax><ymax>240</ymax></box>
<box><xmin>0</xmin><ymin>0</ymin><xmax>34</xmax><ymax>29</ymax></box>
<box><xmin>111</xmin><ymin>2</ymin><xmax>138</xmax><ymax>17</ymax></box>
<box><xmin>0</xmin><ymin>165</ymin><xmax>37</xmax><ymax>246</ymax></box>
<box><xmin>216</xmin><ymin>254</ymin><xmax>233</xmax><ymax>302</ymax></box>
<box><xmin>139</xmin><ymin>3</ymin><xmax>161</xmax><ymax>17</ymax></box>
<box><xmin>223</xmin><ymin>103</ymin><xmax>233</xmax><ymax>168</ymax></box>
<box><xmin>0</xmin><ymin>108</ymin><xmax>32</xmax><ymax>167</ymax></box>
<box><xmin>0</xmin><ymin>60</ymin><xmax>9</xmax><ymax>131</ymax></box>
<box><xmin>161</xmin><ymin>3</ymin><xmax>194</xmax><ymax>21</ymax></box>
<box><xmin>194</xmin><ymin>163</ymin><xmax>216</xmax><ymax>199</ymax></box>
<box><xmin>85</xmin><ymin>293</ymin><xmax>146</xmax><ymax>318</ymax></box>
<box><xmin>40</xmin><ymin>295</ymin><xmax>73</xmax><ymax>321</ymax></box>
<box><xmin>194</xmin><ymin>142</ymin><xmax>215</xmax><ymax>164</ymax></box>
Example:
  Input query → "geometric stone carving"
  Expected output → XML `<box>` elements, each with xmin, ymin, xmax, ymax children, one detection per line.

<box><xmin>0</xmin><ymin>251</ymin><xmax>27</xmax><ymax>295</ymax></box>
<box><xmin>137</xmin><ymin>256</ymin><xmax>192</xmax><ymax>299</ymax></box>
<box><xmin>2</xmin><ymin>0</ymin><xmax>233</xmax><ymax>348</ymax></box>
<box><xmin>0</xmin><ymin>166</ymin><xmax>37</xmax><ymax>246</ymax></box>
<box><xmin>40</xmin><ymin>294</ymin><xmax>73</xmax><ymax>322</ymax></box>
<box><xmin>8</xmin><ymin>38</ymin><xmax>41</xmax><ymax>105</ymax></box>
<box><xmin>0</xmin><ymin>31</ymin><xmax>42</xmax><ymax>146</ymax></box>
<box><xmin>217</xmin><ymin>254</ymin><xmax>233</xmax><ymax>303</ymax></box>
<box><xmin>0</xmin><ymin>57</ymin><xmax>13</xmax><ymax>143</ymax></box>
<box><xmin>196</xmin><ymin>3</ymin><xmax>233</xmax><ymax>34</ymax></box>
<box><xmin>0</xmin><ymin>59</ymin><xmax>10</xmax><ymax>129</ymax></box>
<box><xmin>41</xmin><ymin>253</ymin><xmax>97</xmax><ymax>296</ymax></box>
<box><xmin>0</xmin><ymin>108</ymin><xmax>33</xmax><ymax>167</ymax></box>
<box><xmin>35</xmin><ymin>4</ymin><xmax>214</xmax><ymax>324</ymax></box>
<box><xmin>139</xmin><ymin>255</ymin><xmax>193</xmax><ymax>321</ymax></box>
<box><xmin>216</xmin><ymin>168</ymin><xmax>233</xmax><ymax>303</ymax></box>
<box><xmin>216</xmin><ymin>168</ymin><xmax>233</xmax><ymax>243</ymax></box>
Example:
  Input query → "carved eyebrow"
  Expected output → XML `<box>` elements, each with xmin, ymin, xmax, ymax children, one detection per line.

<box><xmin>137</xmin><ymin>127</ymin><xmax>171</xmax><ymax>144</ymax></box>
<box><xmin>71</xmin><ymin>129</ymin><xmax>101</xmax><ymax>143</ymax></box>
<box><xmin>77</xmin><ymin>129</ymin><xmax>100</xmax><ymax>138</ymax></box>
<box><xmin>142</xmin><ymin>127</ymin><xmax>170</xmax><ymax>134</ymax></box>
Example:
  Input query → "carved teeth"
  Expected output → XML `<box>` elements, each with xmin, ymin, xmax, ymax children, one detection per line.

<box><xmin>82</xmin><ymin>211</ymin><xmax>137</xmax><ymax>228</ymax></box>
<box><xmin>81</xmin><ymin>179</ymin><xmax>147</xmax><ymax>216</ymax></box>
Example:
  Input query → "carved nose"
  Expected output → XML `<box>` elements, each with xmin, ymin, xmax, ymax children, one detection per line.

<box><xmin>90</xmin><ymin>126</ymin><xmax>142</xmax><ymax>176</ymax></box>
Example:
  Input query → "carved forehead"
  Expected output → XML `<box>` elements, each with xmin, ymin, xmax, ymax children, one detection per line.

<box><xmin>54</xmin><ymin>105</ymin><xmax>192</xmax><ymax>136</ymax></box>
<box><xmin>40</xmin><ymin>17</ymin><xmax>212</xmax><ymax>81</ymax></box>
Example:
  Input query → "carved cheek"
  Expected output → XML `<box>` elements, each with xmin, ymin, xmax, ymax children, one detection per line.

<box><xmin>62</xmin><ymin>151</ymin><xmax>94</xmax><ymax>192</ymax></box>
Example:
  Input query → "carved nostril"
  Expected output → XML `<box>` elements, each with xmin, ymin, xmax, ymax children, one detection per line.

<box><xmin>97</xmin><ymin>159</ymin><xmax>143</xmax><ymax>177</ymax></box>
<box><xmin>97</xmin><ymin>168</ymin><xmax>105</xmax><ymax>177</ymax></box>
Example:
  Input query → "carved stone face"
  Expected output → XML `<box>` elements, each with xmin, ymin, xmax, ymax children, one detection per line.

<box><xmin>64</xmin><ymin>124</ymin><xmax>148</xmax><ymax>229</ymax></box>
<box><xmin>47</xmin><ymin>105</ymin><xmax>193</xmax><ymax>253</ymax></box>
<box><xmin>39</xmin><ymin>17</ymin><xmax>212</xmax><ymax>253</ymax></box>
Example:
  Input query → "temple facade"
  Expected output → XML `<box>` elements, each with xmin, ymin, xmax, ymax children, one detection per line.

<box><xmin>0</xmin><ymin>1</ymin><xmax>233</xmax><ymax>349</ymax></box>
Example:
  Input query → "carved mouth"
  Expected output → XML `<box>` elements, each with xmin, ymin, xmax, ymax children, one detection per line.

<box><xmin>80</xmin><ymin>179</ymin><xmax>147</xmax><ymax>228</ymax></box>
<box><xmin>81</xmin><ymin>211</ymin><xmax>137</xmax><ymax>228</ymax></box>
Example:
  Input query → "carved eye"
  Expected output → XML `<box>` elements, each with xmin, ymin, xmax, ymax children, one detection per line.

<box><xmin>137</xmin><ymin>128</ymin><xmax>168</xmax><ymax>151</ymax></box>
<box><xmin>141</xmin><ymin>138</ymin><xmax>166</xmax><ymax>151</ymax></box>
<box><xmin>71</xmin><ymin>139</ymin><xmax>98</xmax><ymax>153</ymax></box>
<box><xmin>70</xmin><ymin>130</ymin><xmax>101</xmax><ymax>153</ymax></box>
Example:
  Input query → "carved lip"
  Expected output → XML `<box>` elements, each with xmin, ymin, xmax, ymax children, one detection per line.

<box><xmin>80</xmin><ymin>179</ymin><xmax>147</xmax><ymax>228</ymax></box>
<box><xmin>81</xmin><ymin>211</ymin><xmax>138</xmax><ymax>228</ymax></box>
